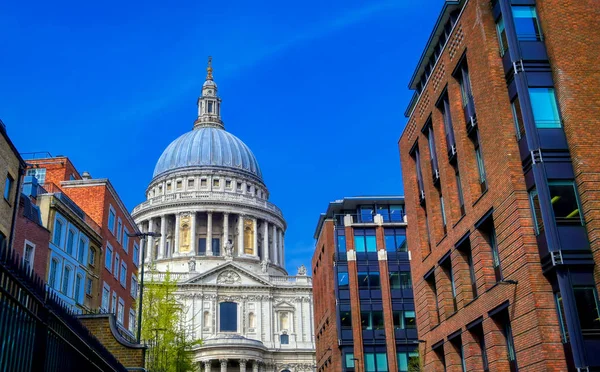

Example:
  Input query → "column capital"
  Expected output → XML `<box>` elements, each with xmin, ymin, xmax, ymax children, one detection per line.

<box><xmin>219</xmin><ymin>359</ymin><xmax>228</xmax><ymax>366</ymax></box>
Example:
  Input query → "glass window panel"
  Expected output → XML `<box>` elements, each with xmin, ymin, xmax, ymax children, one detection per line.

<box><xmin>375</xmin><ymin>353</ymin><xmax>388</xmax><ymax>371</ymax></box>
<box><xmin>397</xmin><ymin>234</ymin><xmax>407</xmax><ymax>252</ymax></box>
<box><xmin>373</xmin><ymin>311</ymin><xmax>385</xmax><ymax>330</ymax></box>
<box><xmin>361</xmin><ymin>311</ymin><xmax>372</xmax><ymax>330</ymax></box>
<box><xmin>400</xmin><ymin>272</ymin><xmax>412</xmax><ymax>289</ymax></box>
<box><xmin>404</xmin><ymin>311</ymin><xmax>416</xmax><ymax>329</ymax></box>
<box><xmin>393</xmin><ymin>311</ymin><xmax>402</xmax><ymax>329</ymax></box>
<box><xmin>549</xmin><ymin>182</ymin><xmax>582</xmax><ymax>225</ymax></box>
<box><xmin>354</xmin><ymin>236</ymin><xmax>366</xmax><ymax>253</ymax></box>
<box><xmin>389</xmin><ymin>272</ymin><xmax>400</xmax><ymax>289</ymax></box>
<box><xmin>338</xmin><ymin>272</ymin><xmax>349</xmax><ymax>289</ymax></box>
<box><xmin>364</xmin><ymin>353</ymin><xmax>376</xmax><ymax>372</ymax></box>
<box><xmin>357</xmin><ymin>272</ymin><xmax>369</xmax><ymax>289</ymax></box>
<box><xmin>365</xmin><ymin>236</ymin><xmax>377</xmax><ymax>252</ymax></box>
<box><xmin>53</xmin><ymin>220</ymin><xmax>63</xmax><ymax>246</ymax></box>
<box><xmin>337</xmin><ymin>235</ymin><xmax>346</xmax><ymax>253</ymax></box>
<box><xmin>385</xmin><ymin>235</ymin><xmax>396</xmax><ymax>252</ymax></box>
<box><xmin>361</xmin><ymin>206</ymin><xmax>374</xmax><ymax>223</ymax></box>
<box><xmin>390</xmin><ymin>205</ymin><xmax>403</xmax><ymax>221</ymax></box>
<box><xmin>512</xmin><ymin>6</ymin><xmax>542</xmax><ymax>41</ymax></box>
<box><xmin>66</xmin><ymin>230</ymin><xmax>75</xmax><ymax>255</ymax></box>
<box><xmin>496</xmin><ymin>16</ymin><xmax>508</xmax><ymax>55</ymax></box>
<box><xmin>529</xmin><ymin>188</ymin><xmax>544</xmax><ymax>234</ymax></box>
<box><xmin>574</xmin><ymin>287</ymin><xmax>600</xmax><ymax>330</ymax></box>
<box><xmin>398</xmin><ymin>353</ymin><xmax>409</xmax><ymax>372</ymax></box>
<box><xmin>529</xmin><ymin>88</ymin><xmax>561</xmax><ymax>128</ymax></box>
<box><xmin>369</xmin><ymin>272</ymin><xmax>381</xmax><ymax>289</ymax></box>
<box><xmin>340</xmin><ymin>310</ymin><xmax>352</xmax><ymax>328</ymax></box>
<box><xmin>511</xmin><ymin>98</ymin><xmax>525</xmax><ymax>140</ymax></box>
<box><xmin>346</xmin><ymin>353</ymin><xmax>355</xmax><ymax>368</ymax></box>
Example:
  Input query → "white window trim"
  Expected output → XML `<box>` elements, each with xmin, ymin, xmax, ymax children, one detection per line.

<box><xmin>78</xmin><ymin>235</ymin><xmax>89</xmax><ymax>264</ymax></box>
<box><xmin>122</xmin><ymin>227</ymin><xmax>129</xmax><ymax>253</ymax></box>
<box><xmin>120</xmin><ymin>261</ymin><xmax>127</xmax><ymax>288</ymax></box>
<box><xmin>116</xmin><ymin>218</ymin><xmax>123</xmax><ymax>244</ymax></box>
<box><xmin>129</xmin><ymin>309</ymin><xmax>136</xmax><ymax>332</ymax></box>
<box><xmin>23</xmin><ymin>239</ymin><xmax>36</xmax><ymax>268</ymax></box>
<box><xmin>133</xmin><ymin>242</ymin><xmax>140</xmax><ymax>267</ymax></box>
<box><xmin>108</xmin><ymin>204</ymin><xmax>116</xmax><ymax>235</ymax></box>
<box><xmin>66</xmin><ymin>227</ymin><xmax>78</xmax><ymax>256</ymax></box>
<box><xmin>117</xmin><ymin>297</ymin><xmax>125</xmax><ymax>324</ymax></box>
<box><xmin>102</xmin><ymin>282</ymin><xmax>110</xmax><ymax>311</ymax></box>
<box><xmin>114</xmin><ymin>253</ymin><xmax>120</xmax><ymax>279</ymax></box>
<box><xmin>130</xmin><ymin>274</ymin><xmax>138</xmax><ymax>298</ymax></box>
<box><xmin>62</xmin><ymin>264</ymin><xmax>73</xmax><ymax>296</ymax></box>
<box><xmin>85</xmin><ymin>277</ymin><xmax>93</xmax><ymax>296</ymax></box>
<box><xmin>105</xmin><ymin>244</ymin><xmax>113</xmax><ymax>272</ymax></box>
<box><xmin>75</xmin><ymin>273</ymin><xmax>84</xmax><ymax>304</ymax></box>
<box><xmin>53</xmin><ymin>214</ymin><xmax>67</xmax><ymax>249</ymax></box>
<box><xmin>111</xmin><ymin>291</ymin><xmax>117</xmax><ymax>314</ymax></box>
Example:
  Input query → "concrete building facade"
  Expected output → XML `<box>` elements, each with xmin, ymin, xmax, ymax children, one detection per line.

<box><xmin>399</xmin><ymin>0</ymin><xmax>600</xmax><ymax>370</ymax></box>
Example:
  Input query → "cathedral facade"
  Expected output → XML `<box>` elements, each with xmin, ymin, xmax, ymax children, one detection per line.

<box><xmin>132</xmin><ymin>59</ymin><xmax>315</xmax><ymax>372</ymax></box>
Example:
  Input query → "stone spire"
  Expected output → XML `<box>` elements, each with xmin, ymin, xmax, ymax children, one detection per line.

<box><xmin>194</xmin><ymin>56</ymin><xmax>224</xmax><ymax>130</ymax></box>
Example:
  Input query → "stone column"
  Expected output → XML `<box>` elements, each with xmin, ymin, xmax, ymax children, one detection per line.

<box><xmin>272</xmin><ymin>226</ymin><xmax>278</xmax><ymax>265</ymax></box>
<box><xmin>252</xmin><ymin>361</ymin><xmax>259</xmax><ymax>372</ymax></box>
<box><xmin>147</xmin><ymin>218</ymin><xmax>154</xmax><ymax>262</ymax></box>
<box><xmin>206</xmin><ymin>212</ymin><xmax>213</xmax><ymax>256</ymax></box>
<box><xmin>220</xmin><ymin>359</ymin><xmax>228</xmax><ymax>372</ymax></box>
<box><xmin>279</xmin><ymin>230</ymin><xmax>284</xmax><ymax>265</ymax></box>
<box><xmin>262</xmin><ymin>221</ymin><xmax>269</xmax><ymax>263</ymax></box>
<box><xmin>253</xmin><ymin>218</ymin><xmax>258</xmax><ymax>256</ymax></box>
<box><xmin>190</xmin><ymin>212</ymin><xmax>197</xmax><ymax>255</ymax></box>
<box><xmin>159</xmin><ymin>215</ymin><xmax>166</xmax><ymax>259</ymax></box>
<box><xmin>239</xmin><ymin>359</ymin><xmax>248</xmax><ymax>372</ymax></box>
<box><xmin>237</xmin><ymin>215</ymin><xmax>244</xmax><ymax>255</ymax></box>
<box><xmin>223</xmin><ymin>213</ymin><xmax>229</xmax><ymax>250</ymax></box>
<box><xmin>203</xmin><ymin>360</ymin><xmax>212</xmax><ymax>372</ymax></box>
<box><xmin>174</xmin><ymin>213</ymin><xmax>180</xmax><ymax>257</ymax></box>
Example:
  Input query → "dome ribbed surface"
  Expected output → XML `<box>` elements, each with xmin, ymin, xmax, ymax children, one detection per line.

<box><xmin>153</xmin><ymin>127</ymin><xmax>262</xmax><ymax>179</ymax></box>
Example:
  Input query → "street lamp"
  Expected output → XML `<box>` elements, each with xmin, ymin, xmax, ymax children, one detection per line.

<box><xmin>128</xmin><ymin>231</ymin><xmax>161</xmax><ymax>343</ymax></box>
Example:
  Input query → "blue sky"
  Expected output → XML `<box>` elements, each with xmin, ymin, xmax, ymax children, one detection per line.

<box><xmin>1</xmin><ymin>0</ymin><xmax>443</xmax><ymax>273</ymax></box>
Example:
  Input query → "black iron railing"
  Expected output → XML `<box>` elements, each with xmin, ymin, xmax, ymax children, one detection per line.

<box><xmin>0</xmin><ymin>243</ymin><xmax>128</xmax><ymax>372</ymax></box>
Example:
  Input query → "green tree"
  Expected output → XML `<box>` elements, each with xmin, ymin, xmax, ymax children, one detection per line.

<box><xmin>142</xmin><ymin>271</ymin><xmax>200</xmax><ymax>372</ymax></box>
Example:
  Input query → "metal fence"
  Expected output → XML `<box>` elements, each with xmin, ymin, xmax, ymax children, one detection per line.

<box><xmin>0</xmin><ymin>243</ymin><xmax>128</xmax><ymax>372</ymax></box>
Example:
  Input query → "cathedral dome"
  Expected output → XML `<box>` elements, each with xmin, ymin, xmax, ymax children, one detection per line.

<box><xmin>153</xmin><ymin>127</ymin><xmax>262</xmax><ymax>180</ymax></box>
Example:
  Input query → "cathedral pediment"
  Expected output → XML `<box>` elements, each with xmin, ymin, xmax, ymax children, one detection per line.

<box><xmin>183</xmin><ymin>262</ymin><xmax>273</xmax><ymax>287</ymax></box>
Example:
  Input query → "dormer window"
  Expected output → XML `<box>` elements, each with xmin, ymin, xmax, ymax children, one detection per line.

<box><xmin>237</xmin><ymin>182</ymin><xmax>242</xmax><ymax>191</ymax></box>
<box><xmin>188</xmin><ymin>179</ymin><xmax>194</xmax><ymax>188</ymax></box>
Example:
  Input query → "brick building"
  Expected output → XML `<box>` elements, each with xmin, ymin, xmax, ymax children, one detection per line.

<box><xmin>0</xmin><ymin>120</ymin><xmax>26</xmax><ymax>250</ymax></box>
<box><xmin>312</xmin><ymin>197</ymin><xmax>418</xmax><ymax>372</ymax></box>
<box><xmin>398</xmin><ymin>0</ymin><xmax>600</xmax><ymax>370</ymax></box>
<box><xmin>26</xmin><ymin>155</ymin><xmax>141</xmax><ymax>334</ymax></box>
<box><xmin>12</xmin><ymin>185</ymin><xmax>51</xmax><ymax>280</ymax></box>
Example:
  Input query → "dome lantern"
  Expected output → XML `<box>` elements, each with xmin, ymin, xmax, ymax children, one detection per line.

<box><xmin>195</xmin><ymin>56</ymin><xmax>224</xmax><ymax>130</ymax></box>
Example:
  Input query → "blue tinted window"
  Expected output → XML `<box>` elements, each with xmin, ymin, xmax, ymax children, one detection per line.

<box><xmin>354</xmin><ymin>236</ymin><xmax>366</xmax><ymax>253</ymax></box>
<box><xmin>512</xmin><ymin>6</ymin><xmax>542</xmax><ymax>41</ymax></box>
<box><xmin>365</xmin><ymin>236</ymin><xmax>377</xmax><ymax>252</ymax></box>
<box><xmin>280</xmin><ymin>334</ymin><xmax>289</xmax><ymax>344</ymax></box>
<box><xmin>529</xmin><ymin>88</ymin><xmax>560</xmax><ymax>128</ymax></box>
<box><xmin>338</xmin><ymin>272</ymin><xmax>349</xmax><ymax>289</ymax></box>
<box><xmin>337</xmin><ymin>234</ymin><xmax>346</xmax><ymax>253</ymax></box>
<box><xmin>219</xmin><ymin>302</ymin><xmax>237</xmax><ymax>332</ymax></box>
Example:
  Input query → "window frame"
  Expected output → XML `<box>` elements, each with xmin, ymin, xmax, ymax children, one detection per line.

<box><xmin>101</xmin><ymin>282</ymin><xmax>110</xmax><ymax>311</ymax></box>
<box><xmin>105</xmin><ymin>244</ymin><xmax>113</xmax><ymax>272</ymax></box>
<box><xmin>23</xmin><ymin>240</ymin><xmax>36</xmax><ymax>269</ymax></box>
<box><xmin>108</xmin><ymin>205</ymin><xmax>116</xmax><ymax>235</ymax></box>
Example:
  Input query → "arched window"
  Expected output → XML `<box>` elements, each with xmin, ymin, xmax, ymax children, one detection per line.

<box><xmin>280</xmin><ymin>312</ymin><xmax>289</xmax><ymax>331</ymax></box>
<box><xmin>219</xmin><ymin>302</ymin><xmax>237</xmax><ymax>332</ymax></box>
<box><xmin>62</xmin><ymin>266</ymin><xmax>72</xmax><ymax>294</ymax></box>
<box><xmin>248</xmin><ymin>312</ymin><xmax>256</xmax><ymax>329</ymax></box>
<box><xmin>49</xmin><ymin>259</ymin><xmax>59</xmax><ymax>288</ymax></box>
<box><xmin>280</xmin><ymin>334</ymin><xmax>289</xmax><ymax>345</ymax></box>
<box><xmin>203</xmin><ymin>311</ymin><xmax>210</xmax><ymax>328</ymax></box>
<box><xmin>75</xmin><ymin>274</ymin><xmax>83</xmax><ymax>303</ymax></box>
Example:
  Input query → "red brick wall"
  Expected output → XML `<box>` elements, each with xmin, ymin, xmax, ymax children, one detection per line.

<box><xmin>535</xmin><ymin>0</ymin><xmax>600</xmax><ymax>297</ymax></box>
<box><xmin>28</xmin><ymin>157</ymin><xmax>81</xmax><ymax>186</ymax></box>
<box><xmin>12</xmin><ymin>197</ymin><xmax>50</xmax><ymax>280</ymax></box>
<box><xmin>65</xmin><ymin>184</ymin><xmax>140</xmax><ymax>331</ymax></box>
<box><xmin>312</xmin><ymin>220</ymin><xmax>341</xmax><ymax>372</ymax></box>
<box><xmin>399</xmin><ymin>0</ymin><xmax>568</xmax><ymax>370</ymax></box>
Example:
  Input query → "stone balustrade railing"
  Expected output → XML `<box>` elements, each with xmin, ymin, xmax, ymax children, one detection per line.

<box><xmin>132</xmin><ymin>190</ymin><xmax>283</xmax><ymax>217</ymax></box>
<box><xmin>145</xmin><ymin>271</ymin><xmax>312</xmax><ymax>285</ymax></box>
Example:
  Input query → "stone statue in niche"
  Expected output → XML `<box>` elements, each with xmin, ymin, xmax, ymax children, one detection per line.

<box><xmin>297</xmin><ymin>264</ymin><xmax>307</xmax><ymax>276</ymax></box>
<box><xmin>188</xmin><ymin>258</ymin><xmax>196</xmax><ymax>272</ymax></box>
<box><xmin>261</xmin><ymin>260</ymin><xmax>269</xmax><ymax>273</ymax></box>
<box><xmin>224</xmin><ymin>239</ymin><xmax>234</xmax><ymax>259</ymax></box>
<box><xmin>179</xmin><ymin>214</ymin><xmax>191</xmax><ymax>254</ymax></box>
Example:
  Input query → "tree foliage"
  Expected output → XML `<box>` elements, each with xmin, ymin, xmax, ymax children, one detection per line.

<box><xmin>142</xmin><ymin>271</ymin><xmax>200</xmax><ymax>372</ymax></box>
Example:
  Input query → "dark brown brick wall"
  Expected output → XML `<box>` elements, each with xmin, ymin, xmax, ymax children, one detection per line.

<box><xmin>399</xmin><ymin>0</ymin><xmax>573</xmax><ymax>370</ymax></box>
<box><xmin>12</xmin><ymin>196</ymin><xmax>50</xmax><ymax>280</ymax></box>
<box><xmin>313</xmin><ymin>220</ymin><xmax>342</xmax><ymax>372</ymax></box>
